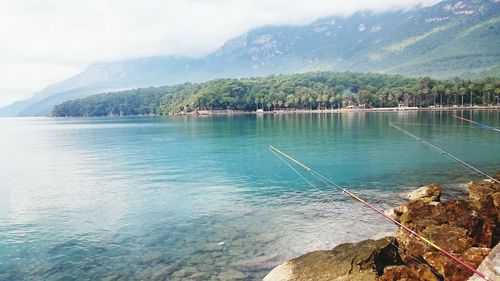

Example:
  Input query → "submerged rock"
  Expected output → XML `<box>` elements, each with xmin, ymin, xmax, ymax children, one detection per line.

<box><xmin>200</xmin><ymin>242</ymin><xmax>224</xmax><ymax>253</ymax></box>
<box><xmin>150</xmin><ymin>263</ymin><xmax>178</xmax><ymax>281</ymax></box>
<box><xmin>217</xmin><ymin>269</ymin><xmax>248</xmax><ymax>280</ymax></box>
<box><xmin>263</xmin><ymin>237</ymin><xmax>401</xmax><ymax>281</ymax></box>
<box><xmin>171</xmin><ymin>266</ymin><xmax>198</xmax><ymax>278</ymax></box>
<box><xmin>232</xmin><ymin>253</ymin><xmax>282</xmax><ymax>270</ymax></box>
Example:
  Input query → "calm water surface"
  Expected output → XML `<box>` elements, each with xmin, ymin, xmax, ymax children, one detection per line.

<box><xmin>0</xmin><ymin>111</ymin><xmax>499</xmax><ymax>280</ymax></box>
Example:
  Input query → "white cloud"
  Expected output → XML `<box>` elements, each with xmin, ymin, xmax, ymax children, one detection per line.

<box><xmin>0</xmin><ymin>62</ymin><xmax>80</xmax><ymax>106</ymax></box>
<box><xmin>0</xmin><ymin>0</ymin><xmax>441</xmax><ymax>106</ymax></box>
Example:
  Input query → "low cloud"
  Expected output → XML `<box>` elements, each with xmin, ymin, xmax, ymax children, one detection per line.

<box><xmin>0</xmin><ymin>0</ymin><xmax>441</xmax><ymax>106</ymax></box>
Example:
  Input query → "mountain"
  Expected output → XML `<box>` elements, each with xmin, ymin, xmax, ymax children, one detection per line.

<box><xmin>2</xmin><ymin>0</ymin><xmax>499</xmax><ymax>116</ymax></box>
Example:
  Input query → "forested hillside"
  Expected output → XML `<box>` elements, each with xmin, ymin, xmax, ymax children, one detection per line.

<box><xmin>4</xmin><ymin>0</ymin><xmax>500</xmax><ymax>117</ymax></box>
<box><xmin>52</xmin><ymin>72</ymin><xmax>500</xmax><ymax>117</ymax></box>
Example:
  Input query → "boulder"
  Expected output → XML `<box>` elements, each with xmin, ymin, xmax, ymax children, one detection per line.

<box><xmin>398</xmin><ymin>200</ymin><xmax>444</xmax><ymax>232</ymax></box>
<box><xmin>393</xmin><ymin>195</ymin><xmax>495</xmax><ymax>263</ymax></box>
<box><xmin>471</xmin><ymin>218</ymin><xmax>496</xmax><ymax>248</ymax></box>
<box><xmin>398</xmin><ymin>199</ymin><xmax>480</xmax><ymax>232</ymax></box>
<box><xmin>379</xmin><ymin>264</ymin><xmax>440</xmax><ymax>281</ymax></box>
<box><xmin>468</xmin><ymin>180</ymin><xmax>500</xmax><ymax>246</ymax></box>
<box><xmin>407</xmin><ymin>183</ymin><xmax>443</xmax><ymax>203</ymax></box>
<box><xmin>468</xmin><ymin>180</ymin><xmax>500</xmax><ymax>222</ymax></box>
<box><xmin>468</xmin><ymin>180</ymin><xmax>499</xmax><ymax>201</ymax></box>
<box><xmin>264</xmin><ymin>261</ymin><xmax>294</xmax><ymax>281</ymax></box>
<box><xmin>263</xmin><ymin>237</ymin><xmax>401</xmax><ymax>281</ymax></box>
<box><xmin>423</xmin><ymin>225</ymin><xmax>473</xmax><ymax>254</ymax></box>
<box><xmin>423</xmin><ymin>248</ymin><xmax>490</xmax><ymax>281</ymax></box>
<box><xmin>396</xmin><ymin>224</ymin><xmax>473</xmax><ymax>263</ymax></box>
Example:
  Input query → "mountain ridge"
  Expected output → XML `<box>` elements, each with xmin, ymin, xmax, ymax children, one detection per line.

<box><xmin>1</xmin><ymin>0</ymin><xmax>499</xmax><ymax>116</ymax></box>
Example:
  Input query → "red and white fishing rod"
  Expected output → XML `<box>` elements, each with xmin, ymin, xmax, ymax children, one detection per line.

<box><xmin>268</xmin><ymin>145</ymin><xmax>491</xmax><ymax>281</ymax></box>
<box><xmin>453</xmin><ymin>114</ymin><xmax>500</xmax><ymax>132</ymax></box>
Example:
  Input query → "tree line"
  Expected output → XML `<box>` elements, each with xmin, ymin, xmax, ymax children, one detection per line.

<box><xmin>52</xmin><ymin>72</ymin><xmax>500</xmax><ymax>117</ymax></box>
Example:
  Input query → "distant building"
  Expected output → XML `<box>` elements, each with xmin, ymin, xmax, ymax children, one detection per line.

<box><xmin>346</xmin><ymin>104</ymin><xmax>367</xmax><ymax>109</ymax></box>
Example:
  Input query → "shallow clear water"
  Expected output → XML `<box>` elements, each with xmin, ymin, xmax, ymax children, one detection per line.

<box><xmin>0</xmin><ymin>110</ymin><xmax>499</xmax><ymax>280</ymax></box>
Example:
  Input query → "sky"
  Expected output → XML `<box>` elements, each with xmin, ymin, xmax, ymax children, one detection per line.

<box><xmin>0</xmin><ymin>0</ymin><xmax>441</xmax><ymax>107</ymax></box>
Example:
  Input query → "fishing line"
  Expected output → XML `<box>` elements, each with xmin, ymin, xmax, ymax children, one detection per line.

<box><xmin>452</xmin><ymin>115</ymin><xmax>500</xmax><ymax>132</ymax></box>
<box><xmin>391</xmin><ymin>121</ymin><xmax>480</xmax><ymax>129</ymax></box>
<box><xmin>268</xmin><ymin>145</ymin><xmax>491</xmax><ymax>281</ymax></box>
<box><xmin>270</xmin><ymin>148</ymin><xmax>347</xmax><ymax>210</ymax></box>
<box><xmin>389</xmin><ymin>122</ymin><xmax>499</xmax><ymax>184</ymax></box>
<box><xmin>271</xmin><ymin>150</ymin><xmax>439</xmax><ymax>276</ymax></box>
<box><xmin>271</xmin><ymin>156</ymin><xmax>456</xmax><ymax>279</ymax></box>
<box><xmin>269</xmin><ymin>149</ymin><xmax>321</xmax><ymax>192</ymax></box>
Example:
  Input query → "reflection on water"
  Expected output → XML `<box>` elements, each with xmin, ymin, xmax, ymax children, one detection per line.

<box><xmin>0</xmin><ymin>111</ymin><xmax>499</xmax><ymax>280</ymax></box>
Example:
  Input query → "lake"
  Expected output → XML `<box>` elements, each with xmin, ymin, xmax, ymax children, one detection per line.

<box><xmin>0</xmin><ymin>110</ymin><xmax>499</xmax><ymax>280</ymax></box>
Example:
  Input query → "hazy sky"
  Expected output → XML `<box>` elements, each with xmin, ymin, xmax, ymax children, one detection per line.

<box><xmin>0</xmin><ymin>0</ymin><xmax>441</xmax><ymax>107</ymax></box>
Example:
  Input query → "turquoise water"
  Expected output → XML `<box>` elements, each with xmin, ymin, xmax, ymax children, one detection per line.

<box><xmin>0</xmin><ymin>111</ymin><xmax>499</xmax><ymax>280</ymax></box>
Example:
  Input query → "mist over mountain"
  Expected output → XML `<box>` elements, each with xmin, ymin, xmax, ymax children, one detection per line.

<box><xmin>1</xmin><ymin>0</ymin><xmax>499</xmax><ymax>116</ymax></box>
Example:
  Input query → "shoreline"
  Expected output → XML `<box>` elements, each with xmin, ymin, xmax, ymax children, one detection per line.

<box><xmin>4</xmin><ymin>106</ymin><xmax>498</xmax><ymax>119</ymax></box>
<box><xmin>177</xmin><ymin>106</ymin><xmax>500</xmax><ymax>116</ymax></box>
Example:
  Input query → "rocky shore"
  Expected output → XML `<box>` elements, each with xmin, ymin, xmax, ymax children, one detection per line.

<box><xmin>264</xmin><ymin>173</ymin><xmax>500</xmax><ymax>281</ymax></box>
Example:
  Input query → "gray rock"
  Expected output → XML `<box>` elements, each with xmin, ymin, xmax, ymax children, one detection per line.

<box><xmin>264</xmin><ymin>237</ymin><xmax>401</xmax><ymax>281</ymax></box>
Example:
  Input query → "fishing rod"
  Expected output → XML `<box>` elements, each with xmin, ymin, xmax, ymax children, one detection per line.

<box><xmin>389</xmin><ymin>122</ymin><xmax>499</xmax><ymax>184</ymax></box>
<box><xmin>452</xmin><ymin>115</ymin><xmax>500</xmax><ymax>132</ymax></box>
<box><xmin>391</xmin><ymin>121</ymin><xmax>480</xmax><ymax>129</ymax></box>
<box><xmin>269</xmin><ymin>147</ymin><xmax>446</xmax><ymax>278</ymax></box>
<box><xmin>268</xmin><ymin>145</ymin><xmax>491</xmax><ymax>281</ymax></box>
